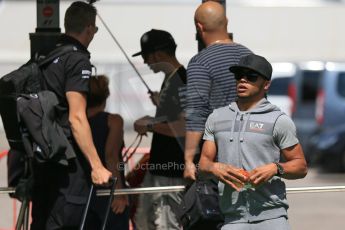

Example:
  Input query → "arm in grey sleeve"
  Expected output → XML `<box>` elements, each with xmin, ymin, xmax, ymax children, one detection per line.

<box><xmin>273</xmin><ymin>114</ymin><xmax>299</xmax><ymax>150</ymax></box>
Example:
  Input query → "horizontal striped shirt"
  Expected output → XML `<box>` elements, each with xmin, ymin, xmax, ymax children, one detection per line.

<box><xmin>186</xmin><ymin>43</ymin><xmax>252</xmax><ymax>131</ymax></box>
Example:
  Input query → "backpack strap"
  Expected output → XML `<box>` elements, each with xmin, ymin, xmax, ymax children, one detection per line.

<box><xmin>38</xmin><ymin>45</ymin><xmax>81</xmax><ymax>67</ymax></box>
<box><xmin>37</xmin><ymin>45</ymin><xmax>88</xmax><ymax>91</ymax></box>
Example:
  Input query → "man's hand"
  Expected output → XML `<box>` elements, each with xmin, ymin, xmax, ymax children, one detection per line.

<box><xmin>184</xmin><ymin>131</ymin><xmax>204</xmax><ymax>181</ymax></box>
<box><xmin>211</xmin><ymin>162</ymin><xmax>249</xmax><ymax>191</ymax></box>
<box><xmin>111</xmin><ymin>195</ymin><xmax>129</xmax><ymax>214</ymax></box>
<box><xmin>183</xmin><ymin>161</ymin><xmax>197</xmax><ymax>181</ymax></box>
<box><xmin>150</xmin><ymin>91</ymin><xmax>160</xmax><ymax>106</ymax></box>
<box><xmin>249</xmin><ymin>163</ymin><xmax>277</xmax><ymax>187</ymax></box>
<box><xmin>91</xmin><ymin>166</ymin><xmax>113</xmax><ymax>186</ymax></box>
<box><xmin>134</xmin><ymin>115</ymin><xmax>153</xmax><ymax>135</ymax></box>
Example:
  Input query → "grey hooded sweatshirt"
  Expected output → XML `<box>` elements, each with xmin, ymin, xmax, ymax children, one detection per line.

<box><xmin>203</xmin><ymin>98</ymin><xmax>299</xmax><ymax>223</ymax></box>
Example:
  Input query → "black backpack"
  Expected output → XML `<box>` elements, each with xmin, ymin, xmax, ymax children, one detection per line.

<box><xmin>0</xmin><ymin>45</ymin><xmax>78</xmax><ymax>187</ymax></box>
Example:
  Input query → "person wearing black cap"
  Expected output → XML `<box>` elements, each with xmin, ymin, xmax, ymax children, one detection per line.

<box><xmin>132</xmin><ymin>29</ymin><xmax>187</xmax><ymax>230</ymax></box>
<box><xmin>199</xmin><ymin>54</ymin><xmax>307</xmax><ymax>230</ymax></box>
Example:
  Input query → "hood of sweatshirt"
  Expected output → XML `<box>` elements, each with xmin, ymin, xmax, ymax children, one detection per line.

<box><xmin>229</xmin><ymin>98</ymin><xmax>281</xmax><ymax>114</ymax></box>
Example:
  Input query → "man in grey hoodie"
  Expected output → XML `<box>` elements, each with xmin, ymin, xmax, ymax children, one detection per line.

<box><xmin>199</xmin><ymin>54</ymin><xmax>308</xmax><ymax>230</ymax></box>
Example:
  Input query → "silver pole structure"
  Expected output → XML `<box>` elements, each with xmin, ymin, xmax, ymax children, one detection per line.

<box><xmin>95</xmin><ymin>185</ymin><xmax>345</xmax><ymax>196</ymax></box>
<box><xmin>286</xmin><ymin>185</ymin><xmax>345</xmax><ymax>194</ymax></box>
<box><xmin>0</xmin><ymin>187</ymin><xmax>15</xmax><ymax>194</ymax></box>
<box><xmin>97</xmin><ymin>186</ymin><xmax>186</xmax><ymax>196</ymax></box>
<box><xmin>96</xmin><ymin>13</ymin><xmax>153</xmax><ymax>95</ymax></box>
<box><xmin>2</xmin><ymin>185</ymin><xmax>345</xmax><ymax>196</ymax></box>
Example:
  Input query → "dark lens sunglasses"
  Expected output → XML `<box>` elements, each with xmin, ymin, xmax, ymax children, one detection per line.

<box><xmin>234</xmin><ymin>72</ymin><xmax>261</xmax><ymax>83</ymax></box>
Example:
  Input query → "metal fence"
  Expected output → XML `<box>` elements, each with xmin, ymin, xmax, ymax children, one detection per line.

<box><xmin>2</xmin><ymin>185</ymin><xmax>345</xmax><ymax>196</ymax></box>
<box><xmin>1</xmin><ymin>184</ymin><xmax>345</xmax><ymax>230</ymax></box>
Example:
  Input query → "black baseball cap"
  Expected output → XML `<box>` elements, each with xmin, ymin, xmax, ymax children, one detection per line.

<box><xmin>132</xmin><ymin>29</ymin><xmax>177</xmax><ymax>57</ymax></box>
<box><xmin>229</xmin><ymin>54</ymin><xmax>273</xmax><ymax>80</ymax></box>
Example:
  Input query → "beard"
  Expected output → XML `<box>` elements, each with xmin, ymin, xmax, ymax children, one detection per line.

<box><xmin>196</xmin><ymin>31</ymin><xmax>206</xmax><ymax>51</ymax></box>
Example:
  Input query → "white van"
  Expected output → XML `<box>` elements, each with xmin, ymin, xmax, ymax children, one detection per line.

<box><xmin>267</xmin><ymin>62</ymin><xmax>297</xmax><ymax>117</ymax></box>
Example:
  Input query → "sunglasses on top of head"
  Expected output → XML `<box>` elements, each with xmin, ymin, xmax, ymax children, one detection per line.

<box><xmin>234</xmin><ymin>72</ymin><xmax>261</xmax><ymax>83</ymax></box>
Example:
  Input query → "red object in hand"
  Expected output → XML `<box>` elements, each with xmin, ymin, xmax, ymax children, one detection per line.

<box><xmin>238</xmin><ymin>168</ymin><xmax>250</xmax><ymax>179</ymax></box>
<box><xmin>231</xmin><ymin>168</ymin><xmax>250</xmax><ymax>189</ymax></box>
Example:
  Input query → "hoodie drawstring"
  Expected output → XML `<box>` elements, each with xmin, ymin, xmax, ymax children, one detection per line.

<box><xmin>230</xmin><ymin>112</ymin><xmax>250</xmax><ymax>142</ymax></box>
<box><xmin>240</xmin><ymin>113</ymin><xmax>250</xmax><ymax>142</ymax></box>
<box><xmin>229</xmin><ymin>111</ymin><xmax>238</xmax><ymax>142</ymax></box>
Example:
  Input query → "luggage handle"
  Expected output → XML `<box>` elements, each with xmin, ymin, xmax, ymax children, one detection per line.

<box><xmin>102</xmin><ymin>176</ymin><xmax>117</xmax><ymax>230</ymax></box>
<box><xmin>79</xmin><ymin>176</ymin><xmax>117</xmax><ymax>230</ymax></box>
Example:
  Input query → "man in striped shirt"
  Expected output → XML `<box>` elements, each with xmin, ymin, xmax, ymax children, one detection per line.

<box><xmin>184</xmin><ymin>1</ymin><xmax>252</xmax><ymax>180</ymax></box>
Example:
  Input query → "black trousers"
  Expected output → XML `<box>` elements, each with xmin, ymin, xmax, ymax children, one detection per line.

<box><xmin>31</xmin><ymin>152</ymin><xmax>91</xmax><ymax>230</ymax></box>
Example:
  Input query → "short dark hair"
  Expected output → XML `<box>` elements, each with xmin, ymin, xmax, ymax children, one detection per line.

<box><xmin>89</xmin><ymin>75</ymin><xmax>110</xmax><ymax>108</ymax></box>
<box><xmin>64</xmin><ymin>1</ymin><xmax>97</xmax><ymax>34</ymax></box>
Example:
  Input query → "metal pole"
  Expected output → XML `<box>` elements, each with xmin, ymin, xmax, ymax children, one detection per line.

<box><xmin>3</xmin><ymin>185</ymin><xmax>345</xmax><ymax>196</ymax></box>
<box><xmin>97</xmin><ymin>186</ymin><xmax>186</xmax><ymax>196</ymax></box>
<box><xmin>96</xmin><ymin>13</ymin><xmax>153</xmax><ymax>94</ymax></box>
<box><xmin>95</xmin><ymin>185</ymin><xmax>345</xmax><ymax>196</ymax></box>
<box><xmin>286</xmin><ymin>186</ymin><xmax>345</xmax><ymax>194</ymax></box>
<box><xmin>0</xmin><ymin>187</ymin><xmax>15</xmax><ymax>194</ymax></box>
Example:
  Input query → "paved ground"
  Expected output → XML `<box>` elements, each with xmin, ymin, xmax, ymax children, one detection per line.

<box><xmin>1</xmin><ymin>130</ymin><xmax>345</xmax><ymax>229</ymax></box>
<box><xmin>285</xmin><ymin>168</ymin><xmax>345</xmax><ymax>229</ymax></box>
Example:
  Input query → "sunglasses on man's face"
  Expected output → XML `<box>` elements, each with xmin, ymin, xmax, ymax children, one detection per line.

<box><xmin>234</xmin><ymin>72</ymin><xmax>261</xmax><ymax>83</ymax></box>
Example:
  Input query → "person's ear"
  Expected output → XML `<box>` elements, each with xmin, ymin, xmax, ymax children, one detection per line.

<box><xmin>196</xmin><ymin>22</ymin><xmax>204</xmax><ymax>33</ymax></box>
<box><xmin>85</xmin><ymin>25</ymin><xmax>93</xmax><ymax>35</ymax></box>
<box><xmin>264</xmin><ymin>80</ymin><xmax>271</xmax><ymax>91</ymax></box>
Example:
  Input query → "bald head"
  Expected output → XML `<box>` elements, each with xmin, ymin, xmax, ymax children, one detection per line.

<box><xmin>195</xmin><ymin>1</ymin><xmax>227</xmax><ymax>32</ymax></box>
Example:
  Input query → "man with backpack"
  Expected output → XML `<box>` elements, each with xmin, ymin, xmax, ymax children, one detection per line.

<box><xmin>30</xmin><ymin>2</ymin><xmax>112</xmax><ymax>229</ymax></box>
